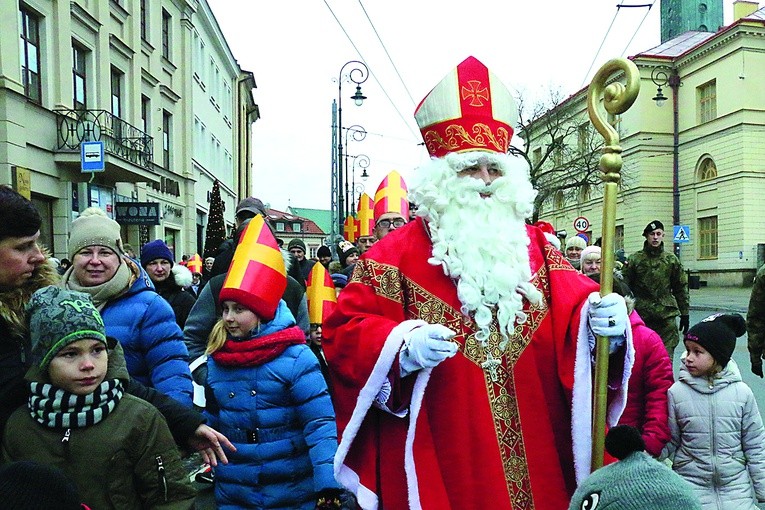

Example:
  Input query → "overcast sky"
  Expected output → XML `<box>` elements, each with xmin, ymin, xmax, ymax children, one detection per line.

<box><xmin>206</xmin><ymin>0</ymin><xmax>735</xmax><ymax>212</ymax></box>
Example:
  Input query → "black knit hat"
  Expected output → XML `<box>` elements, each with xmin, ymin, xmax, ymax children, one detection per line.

<box><xmin>0</xmin><ymin>461</ymin><xmax>83</xmax><ymax>510</ymax></box>
<box><xmin>684</xmin><ymin>313</ymin><xmax>746</xmax><ymax>368</ymax></box>
<box><xmin>317</xmin><ymin>245</ymin><xmax>331</xmax><ymax>258</ymax></box>
<box><xmin>642</xmin><ymin>220</ymin><xmax>665</xmax><ymax>236</ymax></box>
<box><xmin>140</xmin><ymin>239</ymin><xmax>174</xmax><ymax>267</ymax></box>
<box><xmin>337</xmin><ymin>240</ymin><xmax>359</xmax><ymax>268</ymax></box>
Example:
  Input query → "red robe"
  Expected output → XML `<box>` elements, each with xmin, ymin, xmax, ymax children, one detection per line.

<box><xmin>323</xmin><ymin>219</ymin><xmax>629</xmax><ymax>510</ymax></box>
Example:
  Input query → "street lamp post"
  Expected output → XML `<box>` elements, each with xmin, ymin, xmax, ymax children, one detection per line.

<box><xmin>651</xmin><ymin>65</ymin><xmax>682</xmax><ymax>256</ymax></box>
<box><xmin>344</xmin><ymin>125</ymin><xmax>367</xmax><ymax>218</ymax></box>
<box><xmin>336</xmin><ymin>61</ymin><xmax>369</xmax><ymax>238</ymax></box>
<box><xmin>350</xmin><ymin>153</ymin><xmax>370</xmax><ymax>214</ymax></box>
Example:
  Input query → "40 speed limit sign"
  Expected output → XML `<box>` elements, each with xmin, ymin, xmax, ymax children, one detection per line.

<box><xmin>573</xmin><ymin>216</ymin><xmax>590</xmax><ymax>233</ymax></box>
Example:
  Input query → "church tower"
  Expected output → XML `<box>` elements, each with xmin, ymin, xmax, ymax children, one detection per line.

<box><xmin>661</xmin><ymin>0</ymin><xmax>724</xmax><ymax>42</ymax></box>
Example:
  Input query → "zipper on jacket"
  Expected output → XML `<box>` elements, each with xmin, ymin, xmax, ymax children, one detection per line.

<box><xmin>61</xmin><ymin>428</ymin><xmax>71</xmax><ymax>460</ymax></box>
<box><xmin>155</xmin><ymin>455</ymin><xmax>168</xmax><ymax>502</ymax></box>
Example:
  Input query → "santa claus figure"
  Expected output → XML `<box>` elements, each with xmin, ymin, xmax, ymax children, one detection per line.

<box><xmin>323</xmin><ymin>56</ymin><xmax>632</xmax><ymax>510</ymax></box>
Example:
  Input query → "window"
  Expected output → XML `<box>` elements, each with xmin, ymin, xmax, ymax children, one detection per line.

<box><xmin>110</xmin><ymin>67</ymin><xmax>122</xmax><ymax>118</ymax></box>
<box><xmin>276</xmin><ymin>222</ymin><xmax>285</xmax><ymax>232</ymax></box>
<box><xmin>698</xmin><ymin>216</ymin><xmax>718</xmax><ymax>259</ymax></box>
<box><xmin>552</xmin><ymin>137</ymin><xmax>564</xmax><ymax>167</ymax></box>
<box><xmin>698</xmin><ymin>157</ymin><xmax>717</xmax><ymax>181</ymax></box>
<box><xmin>553</xmin><ymin>191</ymin><xmax>565</xmax><ymax>210</ymax></box>
<box><xmin>698</xmin><ymin>80</ymin><xmax>717</xmax><ymax>124</ymax></box>
<box><xmin>162</xmin><ymin>110</ymin><xmax>172</xmax><ymax>169</ymax></box>
<box><xmin>72</xmin><ymin>43</ymin><xmax>87</xmax><ymax>110</ymax></box>
<box><xmin>161</xmin><ymin>9</ymin><xmax>171</xmax><ymax>60</ymax></box>
<box><xmin>19</xmin><ymin>6</ymin><xmax>42</xmax><ymax>103</ymax></box>
<box><xmin>578</xmin><ymin>183</ymin><xmax>591</xmax><ymax>204</ymax></box>
<box><xmin>577</xmin><ymin>123</ymin><xmax>590</xmax><ymax>154</ymax></box>
<box><xmin>532</xmin><ymin>147</ymin><xmax>542</xmax><ymax>167</ymax></box>
<box><xmin>293</xmin><ymin>223</ymin><xmax>301</xmax><ymax>233</ymax></box>
<box><xmin>141</xmin><ymin>95</ymin><xmax>150</xmax><ymax>134</ymax></box>
<box><xmin>140</xmin><ymin>0</ymin><xmax>148</xmax><ymax>41</ymax></box>
<box><xmin>615</xmin><ymin>225</ymin><xmax>624</xmax><ymax>252</ymax></box>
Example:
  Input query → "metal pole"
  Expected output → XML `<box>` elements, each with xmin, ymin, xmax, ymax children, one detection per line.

<box><xmin>586</xmin><ymin>58</ymin><xmax>640</xmax><ymax>472</ymax></box>
<box><xmin>671</xmin><ymin>71</ymin><xmax>681</xmax><ymax>257</ymax></box>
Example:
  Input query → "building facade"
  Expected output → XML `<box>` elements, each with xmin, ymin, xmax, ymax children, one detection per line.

<box><xmin>529</xmin><ymin>2</ymin><xmax>765</xmax><ymax>286</ymax></box>
<box><xmin>1</xmin><ymin>0</ymin><xmax>256</xmax><ymax>260</ymax></box>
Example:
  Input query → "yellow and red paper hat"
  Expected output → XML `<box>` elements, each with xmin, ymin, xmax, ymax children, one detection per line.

<box><xmin>373</xmin><ymin>170</ymin><xmax>409</xmax><ymax>223</ymax></box>
<box><xmin>356</xmin><ymin>193</ymin><xmax>375</xmax><ymax>238</ymax></box>
<box><xmin>343</xmin><ymin>215</ymin><xmax>359</xmax><ymax>243</ymax></box>
<box><xmin>414</xmin><ymin>56</ymin><xmax>516</xmax><ymax>158</ymax></box>
<box><xmin>186</xmin><ymin>253</ymin><xmax>203</xmax><ymax>274</ymax></box>
<box><xmin>306</xmin><ymin>262</ymin><xmax>337</xmax><ymax>325</ymax></box>
<box><xmin>219</xmin><ymin>215</ymin><xmax>286</xmax><ymax>321</ymax></box>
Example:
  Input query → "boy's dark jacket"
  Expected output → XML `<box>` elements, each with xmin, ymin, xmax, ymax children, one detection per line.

<box><xmin>1</xmin><ymin>339</ymin><xmax>196</xmax><ymax>510</ymax></box>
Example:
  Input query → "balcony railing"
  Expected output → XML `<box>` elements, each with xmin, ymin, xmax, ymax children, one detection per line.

<box><xmin>55</xmin><ymin>109</ymin><xmax>154</xmax><ymax>170</ymax></box>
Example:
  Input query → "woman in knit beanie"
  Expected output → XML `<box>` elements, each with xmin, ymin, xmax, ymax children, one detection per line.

<box><xmin>60</xmin><ymin>207</ymin><xmax>193</xmax><ymax>407</ymax></box>
<box><xmin>565</xmin><ymin>235</ymin><xmax>587</xmax><ymax>270</ymax></box>
<box><xmin>662</xmin><ymin>313</ymin><xmax>765</xmax><ymax>508</ymax></box>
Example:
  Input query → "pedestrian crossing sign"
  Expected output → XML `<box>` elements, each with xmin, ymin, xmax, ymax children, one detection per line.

<box><xmin>673</xmin><ymin>225</ymin><xmax>690</xmax><ymax>243</ymax></box>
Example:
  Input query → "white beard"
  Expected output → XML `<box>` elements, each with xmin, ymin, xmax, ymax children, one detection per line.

<box><xmin>409</xmin><ymin>151</ymin><xmax>543</xmax><ymax>343</ymax></box>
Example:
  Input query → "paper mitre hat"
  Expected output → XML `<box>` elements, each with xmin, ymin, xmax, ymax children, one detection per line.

<box><xmin>356</xmin><ymin>193</ymin><xmax>375</xmax><ymax>237</ymax></box>
<box><xmin>306</xmin><ymin>262</ymin><xmax>337</xmax><ymax>325</ymax></box>
<box><xmin>373</xmin><ymin>170</ymin><xmax>409</xmax><ymax>223</ymax></box>
<box><xmin>186</xmin><ymin>253</ymin><xmax>203</xmax><ymax>274</ymax></box>
<box><xmin>414</xmin><ymin>56</ymin><xmax>516</xmax><ymax>158</ymax></box>
<box><xmin>343</xmin><ymin>215</ymin><xmax>359</xmax><ymax>243</ymax></box>
<box><xmin>220</xmin><ymin>215</ymin><xmax>286</xmax><ymax>321</ymax></box>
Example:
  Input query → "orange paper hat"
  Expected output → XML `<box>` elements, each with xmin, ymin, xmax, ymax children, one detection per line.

<box><xmin>219</xmin><ymin>215</ymin><xmax>286</xmax><ymax>321</ymax></box>
<box><xmin>414</xmin><ymin>56</ymin><xmax>516</xmax><ymax>158</ymax></box>
<box><xmin>373</xmin><ymin>170</ymin><xmax>409</xmax><ymax>223</ymax></box>
<box><xmin>306</xmin><ymin>262</ymin><xmax>337</xmax><ymax>325</ymax></box>
<box><xmin>186</xmin><ymin>253</ymin><xmax>203</xmax><ymax>274</ymax></box>
<box><xmin>356</xmin><ymin>193</ymin><xmax>375</xmax><ymax>238</ymax></box>
<box><xmin>343</xmin><ymin>215</ymin><xmax>359</xmax><ymax>243</ymax></box>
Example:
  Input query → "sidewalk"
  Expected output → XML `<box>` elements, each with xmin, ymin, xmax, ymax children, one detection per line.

<box><xmin>689</xmin><ymin>286</ymin><xmax>752</xmax><ymax>314</ymax></box>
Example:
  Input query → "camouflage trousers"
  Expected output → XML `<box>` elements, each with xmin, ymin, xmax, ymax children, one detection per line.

<box><xmin>644</xmin><ymin>317</ymin><xmax>681</xmax><ymax>363</ymax></box>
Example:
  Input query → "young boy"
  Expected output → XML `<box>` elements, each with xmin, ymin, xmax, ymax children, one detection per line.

<box><xmin>1</xmin><ymin>286</ymin><xmax>196</xmax><ymax>510</ymax></box>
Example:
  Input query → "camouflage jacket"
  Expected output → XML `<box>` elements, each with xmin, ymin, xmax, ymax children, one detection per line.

<box><xmin>623</xmin><ymin>241</ymin><xmax>689</xmax><ymax>323</ymax></box>
<box><xmin>747</xmin><ymin>264</ymin><xmax>765</xmax><ymax>365</ymax></box>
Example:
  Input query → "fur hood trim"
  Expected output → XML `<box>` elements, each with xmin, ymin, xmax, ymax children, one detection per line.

<box><xmin>0</xmin><ymin>259</ymin><xmax>60</xmax><ymax>342</ymax></box>
<box><xmin>172</xmin><ymin>264</ymin><xmax>193</xmax><ymax>287</ymax></box>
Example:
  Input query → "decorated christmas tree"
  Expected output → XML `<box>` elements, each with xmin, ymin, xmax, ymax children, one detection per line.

<box><xmin>203</xmin><ymin>180</ymin><xmax>226</xmax><ymax>258</ymax></box>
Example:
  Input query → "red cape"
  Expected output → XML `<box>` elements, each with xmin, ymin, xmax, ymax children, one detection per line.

<box><xmin>324</xmin><ymin>219</ymin><xmax>628</xmax><ymax>510</ymax></box>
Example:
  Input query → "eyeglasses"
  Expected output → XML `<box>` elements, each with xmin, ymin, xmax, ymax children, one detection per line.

<box><xmin>376</xmin><ymin>218</ymin><xmax>406</xmax><ymax>229</ymax></box>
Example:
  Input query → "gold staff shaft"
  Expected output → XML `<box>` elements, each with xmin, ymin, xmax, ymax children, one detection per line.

<box><xmin>586</xmin><ymin>58</ymin><xmax>640</xmax><ymax>472</ymax></box>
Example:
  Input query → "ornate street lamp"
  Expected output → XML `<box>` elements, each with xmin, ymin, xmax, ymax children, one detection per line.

<box><xmin>335</xmin><ymin>60</ymin><xmax>369</xmax><ymax>238</ymax></box>
<box><xmin>651</xmin><ymin>65</ymin><xmax>682</xmax><ymax>256</ymax></box>
<box><xmin>344</xmin><ymin>125</ymin><xmax>367</xmax><ymax>218</ymax></box>
<box><xmin>350</xmin><ymin>153</ymin><xmax>370</xmax><ymax>214</ymax></box>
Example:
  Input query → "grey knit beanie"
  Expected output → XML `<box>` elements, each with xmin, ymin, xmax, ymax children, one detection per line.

<box><xmin>26</xmin><ymin>286</ymin><xmax>107</xmax><ymax>370</ymax></box>
<box><xmin>68</xmin><ymin>207</ymin><xmax>124</xmax><ymax>259</ymax></box>
<box><xmin>569</xmin><ymin>426</ymin><xmax>701</xmax><ymax>510</ymax></box>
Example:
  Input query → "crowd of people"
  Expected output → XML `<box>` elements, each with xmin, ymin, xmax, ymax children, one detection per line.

<box><xmin>1</xmin><ymin>55</ymin><xmax>764</xmax><ymax>510</ymax></box>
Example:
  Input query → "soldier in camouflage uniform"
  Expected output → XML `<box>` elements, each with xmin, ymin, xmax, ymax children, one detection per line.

<box><xmin>747</xmin><ymin>263</ymin><xmax>765</xmax><ymax>377</ymax></box>
<box><xmin>624</xmin><ymin>220</ymin><xmax>690</xmax><ymax>362</ymax></box>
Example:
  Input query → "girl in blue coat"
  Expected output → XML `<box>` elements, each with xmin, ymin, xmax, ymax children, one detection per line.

<box><xmin>203</xmin><ymin>216</ymin><xmax>350</xmax><ymax>510</ymax></box>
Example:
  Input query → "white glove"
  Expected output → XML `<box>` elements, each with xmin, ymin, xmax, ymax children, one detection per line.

<box><xmin>588</xmin><ymin>292</ymin><xmax>628</xmax><ymax>338</ymax></box>
<box><xmin>399</xmin><ymin>324</ymin><xmax>458</xmax><ymax>377</ymax></box>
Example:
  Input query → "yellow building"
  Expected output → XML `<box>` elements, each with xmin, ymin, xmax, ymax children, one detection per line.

<box><xmin>1</xmin><ymin>0</ymin><xmax>256</xmax><ymax>259</ymax></box>
<box><xmin>529</xmin><ymin>2</ymin><xmax>765</xmax><ymax>286</ymax></box>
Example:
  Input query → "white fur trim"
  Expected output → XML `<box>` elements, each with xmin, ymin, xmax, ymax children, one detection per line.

<box><xmin>572</xmin><ymin>301</ymin><xmax>634</xmax><ymax>484</ymax></box>
<box><xmin>334</xmin><ymin>320</ymin><xmax>427</xmax><ymax>509</ymax></box>
<box><xmin>172</xmin><ymin>264</ymin><xmax>193</xmax><ymax>287</ymax></box>
<box><xmin>544</xmin><ymin>233</ymin><xmax>561</xmax><ymax>251</ymax></box>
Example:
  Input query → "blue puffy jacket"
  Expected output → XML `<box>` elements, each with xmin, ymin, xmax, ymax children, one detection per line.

<box><xmin>101</xmin><ymin>264</ymin><xmax>193</xmax><ymax>407</ymax></box>
<box><xmin>206</xmin><ymin>301</ymin><xmax>339</xmax><ymax>509</ymax></box>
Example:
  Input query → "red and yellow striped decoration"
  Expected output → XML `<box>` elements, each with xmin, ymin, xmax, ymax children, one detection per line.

<box><xmin>186</xmin><ymin>253</ymin><xmax>203</xmax><ymax>274</ymax></box>
<box><xmin>373</xmin><ymin>170</ymin><xmax>409</xmax><ymax>223</ymax></box>
<box><xmin>306</xmin><ymin>262</ymin><xmax>337</xmax><ymax>325</ymax></box>
<box><xmin>356</xmin><ymin>193</ymin><xmax>375</xmax><ymax>237</ymax></box>
<box><xmin>343</xmin><ymin>215</ymin><xmax>359</xmax><ymax>243</ymax></box>
<box><xmin>220</xmin><ymin>215</ymin><xmax>286</xmax><ymax>321</ymax></box>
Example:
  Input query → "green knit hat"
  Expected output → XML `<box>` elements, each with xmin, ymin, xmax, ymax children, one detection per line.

<box><xmin>26</xmin><ymin>286</ymin><xmax>107</xmax><ymax>370</ymax></box>
<box><xmin>569</xmin><ymin>426</ymin><xmax>701</xmax><ymax>510</ymax></box>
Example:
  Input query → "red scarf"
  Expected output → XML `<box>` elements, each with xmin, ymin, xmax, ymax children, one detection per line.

<box><xmin>212</xmin><ymin>326</ymin><xmax>306</xmax><ymax>367</ymax></box>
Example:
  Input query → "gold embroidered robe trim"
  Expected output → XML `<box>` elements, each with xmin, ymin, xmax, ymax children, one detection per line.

<box><xmin>351</xmin><ymin>258</ymin><xmax>553</xmax><ymax>509</ymax></box>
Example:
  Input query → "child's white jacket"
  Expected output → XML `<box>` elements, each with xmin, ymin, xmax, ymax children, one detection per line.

<box><xmin>663</xmin><ymin>359</ymin><xmax>765</xmax><ymax>509</ymax></box>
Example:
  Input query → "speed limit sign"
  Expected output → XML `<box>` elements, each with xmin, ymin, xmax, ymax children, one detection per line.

<box><xmin>574</xmin><ymin>216</ymin><xmax>590</xmax><ymax>233</ymax></box>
